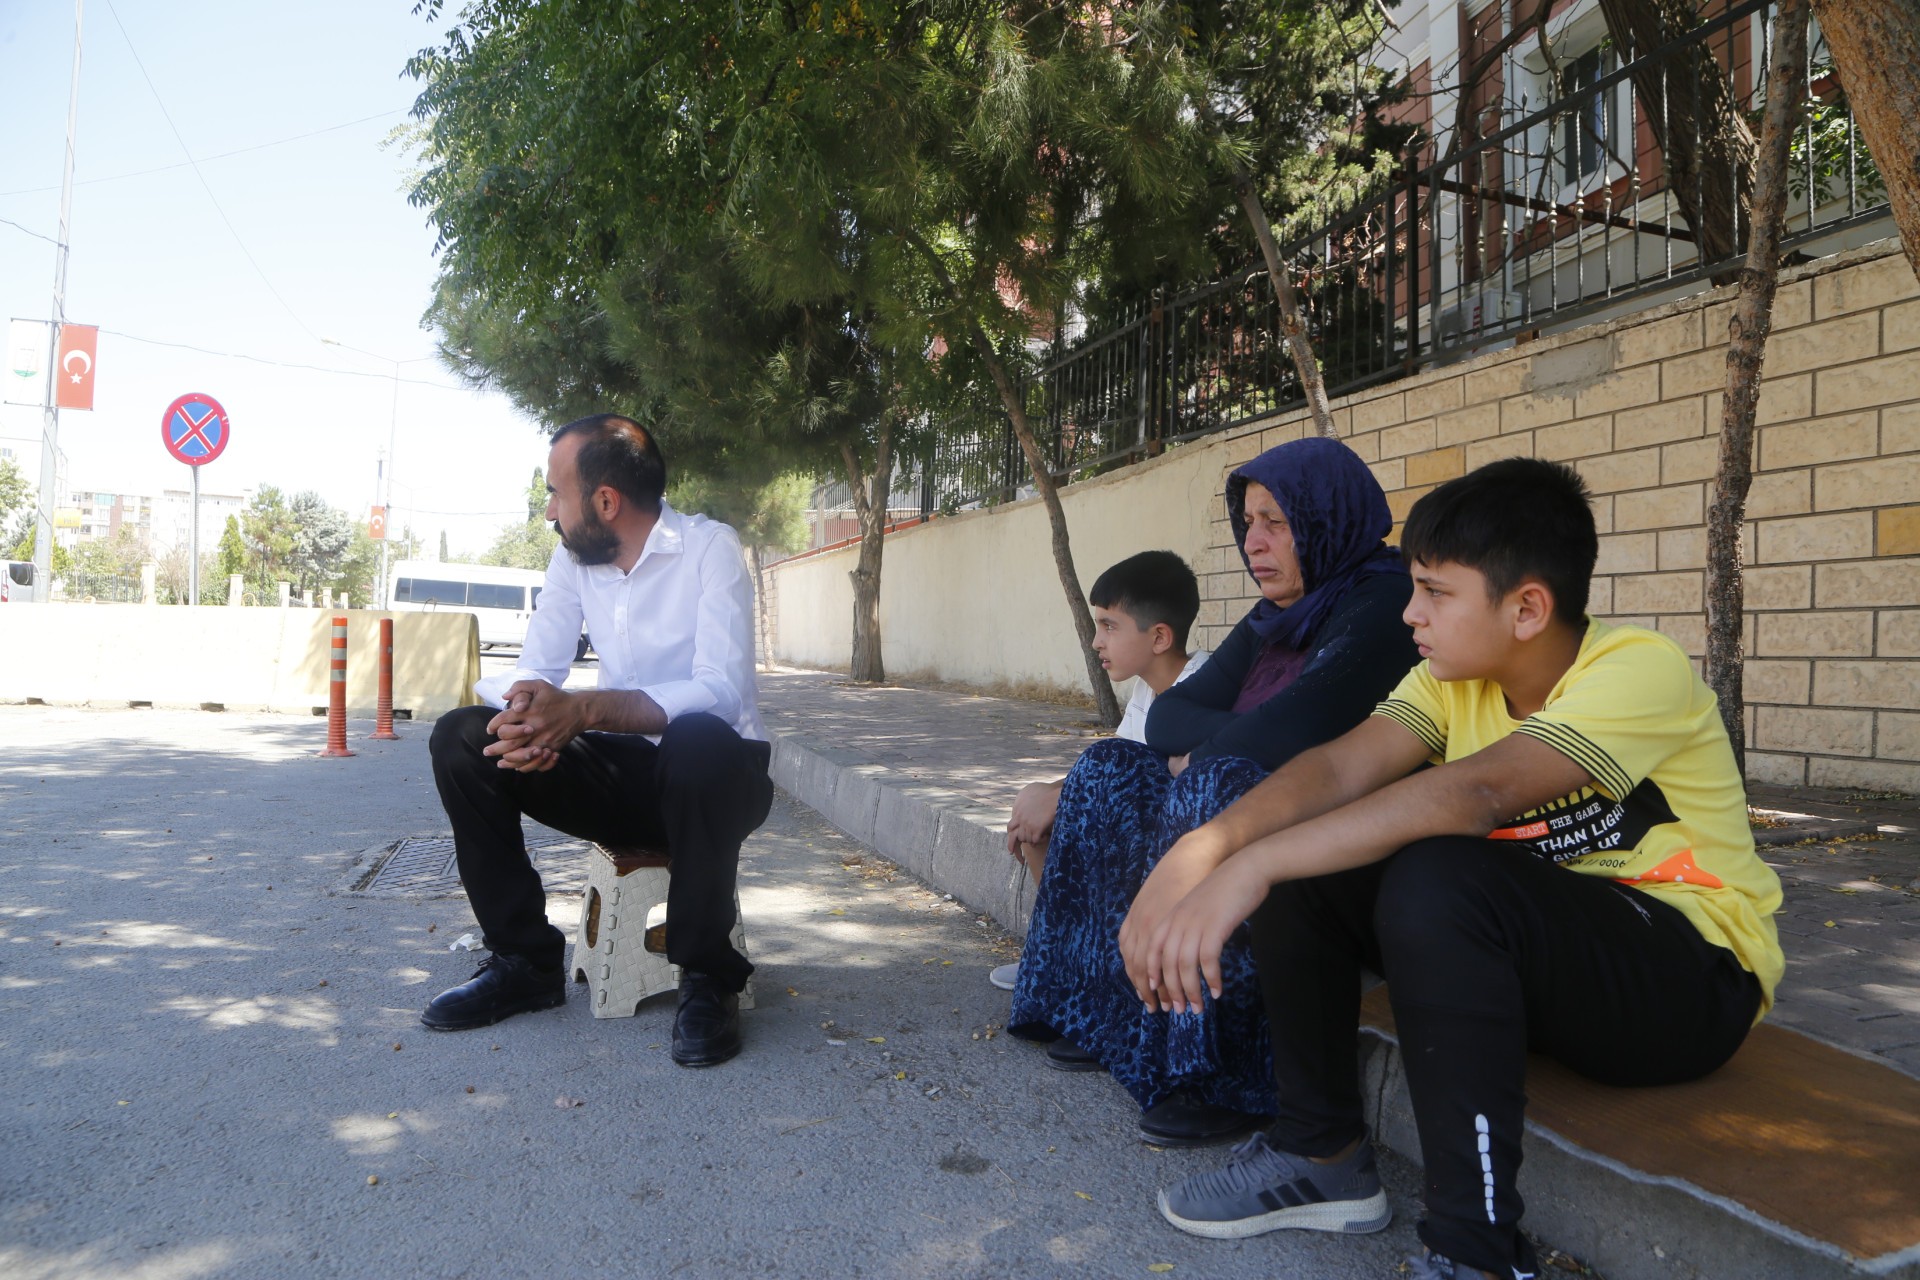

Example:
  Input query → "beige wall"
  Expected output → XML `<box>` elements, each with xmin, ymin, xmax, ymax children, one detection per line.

<box><xmin>768</xmin><ymin>238</ymin><xmax>1920</xmax><ymax>789</ymax></box>
<box><xmin>772</xmin><ymin>438</ymin><xmax>1228</xmax><ymax>695</ymax></box>
<box><xmin>0</xmin><ymin>606</ymin><xmax>483</xmax><ymax>719</ymax></box>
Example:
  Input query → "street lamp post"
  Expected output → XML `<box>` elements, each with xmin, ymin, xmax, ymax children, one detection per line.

<box><xmin>322</xmin><ymin>339</ymin><xmax>425</xmax><ymax>609</ymax></box>
<box><xmin>379</xmin><ymin>362</ymin><xmax>398</xmax><ymax>608</ymax></box>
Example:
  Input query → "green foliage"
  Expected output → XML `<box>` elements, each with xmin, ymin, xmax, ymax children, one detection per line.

<box><xmin>405</xmin><ymin>0</ymin><xmax>1409</xmax><ymax>704</ymax></box>
<box><xmin>5</xmin><ymin>515</ymin><xmax>71</xmax><ymax>574</ymax></box>
<box><xmin>237</xmin><ymin>486</ymin><xmax>361</xmax><ymax>601</ymax></box>
<box><xmin>70</xmin><ymin>527</ymin><xmax>146</xmax><ymax>578</ymax></box>
<box><xmin>525</xmin><ymin>468</ymin><xmax>546</xmax><ymax>522</ymax></box>
<box><xmin>667</xmin><ymin>471</ymin><xmax>812</xmax><ymax>555</ymax></box>
<box><xmin>216</xmin><ymin>515</ymin><xmax>247</xmax><ymax>582</ymax></box>
<box><xmin>241</xmin><ymin>486</ymin><xmax>298</xmax><ymax>596</ymax></box>
<box><xmin>0</xmin><ymin>457</ymin><xmax>28</xmax><ymax>525</ymax></box>
<box><xmin>480</xmin><ymin>517</ymin><xmax>558</xmax><ymax>571</ymax></box>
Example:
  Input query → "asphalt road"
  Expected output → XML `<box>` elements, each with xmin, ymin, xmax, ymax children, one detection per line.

<box><xmin>0</xmin><ymin>703</ymin><xmax>1433</xmax><ymax>1279</ymax></box>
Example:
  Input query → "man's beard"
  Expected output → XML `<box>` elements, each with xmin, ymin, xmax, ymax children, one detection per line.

<box><xmin>555</xmin><ymin>507</ymin><xmax>620</xmax><ymax>566</ymax></box>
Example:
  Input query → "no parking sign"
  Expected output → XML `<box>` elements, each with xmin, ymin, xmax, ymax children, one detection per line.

<box><xmin>161</xmin><ymin>392</ymin><xmax>230</xmax><ymax>466</ymax></box>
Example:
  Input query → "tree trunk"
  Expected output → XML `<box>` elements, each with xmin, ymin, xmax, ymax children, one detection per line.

<box><xmin>1708</xmin><ymin>0</ymin><xmax>1808</xmax><ymax>780</ymax></box>
<box><xmin>1197</xmin><ymin>99</ymin><xmax>1339</xmax><ymax>438</ymax></box>
<box><xmin>1810</xmin><ymin>0</ymin><xmax>1920</xmax><ymax>283</ymax></box>
<box><xmin>976</xmin><ymin>337</ymin><xmax>1124</xmax><ymax>727</ymax></box>
<box><xmin>1597</xmin><ymin>0</ymin><xmax>1758</xmax><ymax>276</ymax></box>
<box><xmin>841</xmin><ymin>416</ymin><xmax>893</xmax><ymax>684</ymax></box>
<box><xmin>905</xmin><ymin>229</ymin><xmax>1123</xmax><ymax>725</ymax></box>
<box><xmin>748</xmin><ymin>543</ymin><xmax>773</xmax><ymax>670</ymax></box>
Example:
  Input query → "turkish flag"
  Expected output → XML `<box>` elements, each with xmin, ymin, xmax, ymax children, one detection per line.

<box><xmin>54</xmin><ymin>324</ymin><xmax>97</xmax><ymax>411</ymax></box>
<box><xmin>368</xmin><ymin>506</ymin><xmax>387</xmax><ymax>540</ymax></box>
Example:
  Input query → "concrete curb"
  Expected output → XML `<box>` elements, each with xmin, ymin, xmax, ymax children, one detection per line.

<box><xmin>767</xmin><ymin>722</ymin><xmax>1916</xmax><ymax>1280</ymax></box>
<box><xmin>769</xmin><ymin>732</ymin><xmax>1034</xmax><ymax>936</ymax></box>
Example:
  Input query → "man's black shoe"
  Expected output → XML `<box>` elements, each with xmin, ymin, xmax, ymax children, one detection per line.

<box><xmin>1138</xmin><ymin>1089</ymin><xmax>1267</xmax><ymax>1147</ymax></box>
<box><xmin>420</xmin><ymin>953</ymin><xmax>565</xmax><ymax>1031</ymax></box>
<box><xmin>671</xmin><ymin>973</ymin><xmax>742</xmax><ymax>1067</ymax></box>
<box><xmin>1045</xmin><ymin>1035</ymin><xmax>1103</xmax><ymax>1073</ymax></box>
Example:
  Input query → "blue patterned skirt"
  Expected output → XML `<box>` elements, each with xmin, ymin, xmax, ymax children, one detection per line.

<box><xmin>1009</xmin><ymin>738</ymin><xmax>1275</xmax><ymax>1115</ymax></box>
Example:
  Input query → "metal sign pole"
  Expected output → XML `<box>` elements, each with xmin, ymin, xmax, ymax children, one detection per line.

<box><xmin>33</xmin><ymin>0</ymin><xmax>84</xmax><ymax>602</ymax></box>
<box><xmin>189</xmin><ymin>464</ymin><xmax>199</xmax><ymax>606</ymax></box>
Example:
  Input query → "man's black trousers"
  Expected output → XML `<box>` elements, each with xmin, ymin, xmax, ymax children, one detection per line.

<box><xmin>429</xmin><ymin>705</ymin><xmax>774</xmax><ymax>993</ymax></box>
<box><xmin>1247</xmin><ymin>837</ymin><xmax>1762</xmax><ymax>1275</ymax></box>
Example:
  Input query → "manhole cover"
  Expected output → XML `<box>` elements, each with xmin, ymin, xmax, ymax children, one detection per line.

<box><xmin>348</xmin><ymin>835</ymin><xmax>592</xmax><ymax>897</ymax></box>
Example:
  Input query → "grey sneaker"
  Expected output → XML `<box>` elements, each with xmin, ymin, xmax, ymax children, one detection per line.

<box><xmin>988</xmin><ymin>962</ymin><xmax>1019</xmax><ymax>991</ymax></box>
<box><xmin>1157</xmin><ymin>1130</ymin><xmax>1390</xmax><ymax>1238</ymax></box>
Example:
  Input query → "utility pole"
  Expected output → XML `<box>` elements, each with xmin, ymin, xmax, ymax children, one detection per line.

<box><xmin>33</xmin><ymin>0</ymin><xmax>84</xmax><ymax>602</ymax></box>
<box><xmin>322</xmin><ymin>338</ymin><xmax>415</xmax><ymax>607</ymax></box>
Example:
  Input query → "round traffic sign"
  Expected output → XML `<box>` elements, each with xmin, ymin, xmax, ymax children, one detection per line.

<box><xmin>161</xmin><ymin>392</ymin><xmax>231</xmax><ymax>466</ymax></box>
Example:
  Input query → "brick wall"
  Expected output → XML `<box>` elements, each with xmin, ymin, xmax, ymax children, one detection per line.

<box><xmin>1192</xmin><ymin>239</ymin><xmax>1920</xmax><ymax>791</ymax></box>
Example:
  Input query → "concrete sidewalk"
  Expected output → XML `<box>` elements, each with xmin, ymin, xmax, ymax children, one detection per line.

<box><xmin>759</xmin><ymin>666</ymin><xmax>1920</xmax><ymax>1279</ymax></box>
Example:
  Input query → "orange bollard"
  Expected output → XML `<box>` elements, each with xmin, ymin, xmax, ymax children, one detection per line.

<box><xmin>319</xmin><ymin>615</ymin><xmax>355</xmax><ymax>757</ymax></box>
<box><xmin>369</xmin><ymin>617</ymin><xmax>399</xmax><ymax>740</ymax></box>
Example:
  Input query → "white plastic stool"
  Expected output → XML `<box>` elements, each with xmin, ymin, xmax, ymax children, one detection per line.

<box><xmin>570</xmin><ymin>843</ymin><xmax>754</xmax><ymax>1019</ymax></box>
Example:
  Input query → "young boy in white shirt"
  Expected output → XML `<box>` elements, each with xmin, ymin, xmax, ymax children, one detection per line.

<box><xmin>996</xmin><ymin>550</ymin><xmax>1208</xmax><ymax>985</ymax></box>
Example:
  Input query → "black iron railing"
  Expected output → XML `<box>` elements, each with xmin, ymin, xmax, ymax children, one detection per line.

<box><xmin>916</xmin><ymin>0</ymin><xmax>1889</xmax><ymax>517</ymax></box>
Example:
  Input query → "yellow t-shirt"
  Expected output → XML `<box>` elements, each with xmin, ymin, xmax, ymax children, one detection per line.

<box><xmin>1372</xmin><ymin>620</ymin><xmax>1784</xmax><ymax>1014</ymax></box>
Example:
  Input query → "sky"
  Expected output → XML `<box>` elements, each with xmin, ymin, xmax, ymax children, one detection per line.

<box><xmin>0</xmin><ymin>0</ymin><xmax>554</xmax><ymax>558</ymax></box>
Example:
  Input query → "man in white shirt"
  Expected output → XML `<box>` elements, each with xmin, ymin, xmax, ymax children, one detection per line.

<box><xmin>421</xmin><ymin>414</ymin><xmax>771</xmax><ymax>1068</ymax></box>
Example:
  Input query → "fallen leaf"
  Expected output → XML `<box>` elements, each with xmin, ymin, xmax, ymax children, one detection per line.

<box><xmin>392</xmin><ymin>1042</ymin><xmax>403</xmax><ymax>1051</ymax></box>
<box><xmin>1825</xmin><ymin>920</ymin><xmax>1837</xmax><ymax>927</ymax></box>
<box><xmin>827</xmin><ymin>908</ymin><xmax>846</xmax><ymax>916</ymax></box>
<box><xmin>387</xmin><ymin>1112</ymin><xmax>398</xmax><ymax>1120</ymax></box>
<box><xmin>1074</xmin><ymin>1191</ymin><xmax>1093</xmax><ymax>1201</ymax></box>
<box><xmin>464</xmin><ymin>1086</ymin><xmax>475</xmax><ymax>1094</ymax></box>
<box><xmin>866</xmin><ymin>1036</ymin><xmax>886</xmax><ymax>1044</ymax></box>
<box><xmin>1149</xmin><ymin>1266</ymin><xmax>1175</xmax><ymax>1274</ymax></box>
<box><xmin>894</xmin><ymin>1071</ymin><xmax>906</xmax><ymax>1080</ymax></box>
<box><xmin>367</xmin><ymin>1176</ymin><xmax>379</xmax><ymax>1186</ymax></box>
<box><xmin>941</xmin><ymin>960</ymin><xmax>953</xmax><ymax>966</ymax></box>
<box><xmin>116</xmin><ymin>1100</ymin><xmax>129</xmax><ymax>1106</ymax></box>
<box><xmin>786</xmin><ymin>986</ymin><xmax>799</xmax><ymax>996</ymax></box>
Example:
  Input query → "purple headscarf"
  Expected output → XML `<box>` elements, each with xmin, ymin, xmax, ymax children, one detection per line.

<box><xmin>1226</xmin><ymin>436</ymin><xmax>1406</xmax><ymax>650</ymax></box>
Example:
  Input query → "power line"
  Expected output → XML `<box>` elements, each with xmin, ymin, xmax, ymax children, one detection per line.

<box><xmin>98</xmin><ymin>326</ymin><xmax>469</xmax><ymax>390</ymax></box>
<box><xmin>0</xmin><ymin>216</ymin><xmax>61</xmax><ymax>247</ymax></box>
<box><xmin>102</xmin><ymin>0</ymin><xmax>324</xmax><ymax>342</ymax></box>
<box><xmin>0</xmin><ymin>111</ymin><xmax>406</xmax><ymax>199</ymax></box>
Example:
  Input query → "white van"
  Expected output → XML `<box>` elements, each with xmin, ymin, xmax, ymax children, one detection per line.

<box><xmin>389</xmin><ymin>560</ymin><xmax>589</xmax><ymax>659</ymax></box>
<box><xmin>1</xmin><ymin>560</ymin><xmax>34</xmax><ymax>603</ymax></box>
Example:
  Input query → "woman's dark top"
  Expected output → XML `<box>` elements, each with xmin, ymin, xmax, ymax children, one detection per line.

<box><xmin>1144</xmin><ymin>572</ymin><xmax>1419</xmax><ymax>771</ymax></box>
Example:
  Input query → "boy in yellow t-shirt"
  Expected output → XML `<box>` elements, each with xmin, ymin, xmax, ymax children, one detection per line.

<box><xmin>1117</xmin><ymin>458</ymin><xmax>1781</xmax><ymax>1280</ymax></box>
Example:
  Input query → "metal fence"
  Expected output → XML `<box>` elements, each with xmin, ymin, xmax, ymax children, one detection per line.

<box><xmin>55</xmin><ymin>571</ymin><xmax>143</xmax><ymax>603</ymax></box>
<box><xmin>915</xmin><ymin>0</ymin><xmax>1889</xmax><ymax>516</ymax></box>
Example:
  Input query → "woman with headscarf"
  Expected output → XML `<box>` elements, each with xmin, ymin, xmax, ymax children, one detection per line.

<box><xmin>1008</xmin><ymin>437</ymin><xmax>1419</xmax><ymax>1147</ymax></box>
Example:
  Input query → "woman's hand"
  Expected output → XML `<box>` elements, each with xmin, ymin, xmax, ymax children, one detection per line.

<box><xmin>1119</xmin><ymin>825</ymin><xmax>1232</xmax><ymax>1007</ymax></box>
